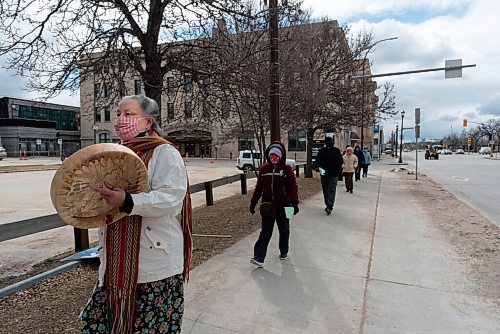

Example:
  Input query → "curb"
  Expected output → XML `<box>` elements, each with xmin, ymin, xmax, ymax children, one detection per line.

<box><xmin>0</xmin><ymin>261</ymin><xmax>81</xmax><ymax>300</ymax></box>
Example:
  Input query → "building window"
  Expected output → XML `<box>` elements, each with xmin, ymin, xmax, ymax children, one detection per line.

<box><xmin>104</xmin><ymin>107</ymin><xmax>111</xmax><ymax>122</ymax></box>
<box><xmin>288</xmin><ymin>129</ymin><xmax>306</xmax><ymax>151</ymax></box>
<box><xmin>222</xmin><ymin>100</ymin><xmax>230</xmax><ymax>118</ymax></box>
<box><xmin>134</xmin><ymin>80</ymin><xmax>142</xmax><ymax>95</ymax></box>
<box><xmin>184</xmin><ymin>74</ymin><xmax>192</xmax><ymax>93</ymax></box>
<box><xmin>119</xmin><ymin>82</ymin><xmax>126</xmax><ymax>97</ymax></box>
<box><xmin>94</xmin><ymin>83</ymin><xmax>101</xmax><ymax>98</ymax></box>
<box><xmin>94</xmin><ymin>107</ymin><xmax>101</xmax><ymax>123</ymax></box>
<box><xmin>99</xmin><ymin>133</ymin><xmax>111</xmax><ymax>143</ymax></box>
<box><xmin>104</xmin><ymin>83</ymin><xmax>111</xmax><ymax>97</ymax></box>
<box><xmin>167</xmin><ymin>103</ymin><xmax>175</xmax><ymax>120</ymax></box>
<box><xmin>184</xmin><ymin>102</ymin><xmax>192</xmax><ymax>119</ymax></box>
<box><xmin>202</xmin><ymin>101</ymin><xmax>211</xmax><ymax>119</ymax></box>
<box><xmin>238</xmin><ymin>137</ymin><xmax>255</xmax><ymax>151</ymax></box>
<box><xmin>167</xmin><ymin>77</ymin><xmax>175</xmax><ymax>95</ymax></box>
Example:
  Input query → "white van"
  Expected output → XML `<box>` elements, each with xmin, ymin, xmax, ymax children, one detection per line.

<box><xmin>479</xmin><ymin>146</ymin><xmax>492</xmax><ymax>155</ymax></box>
<box><xmin>236</xmin><ymin>150</ymin><xmax>296</xmax><ymax>173</ymax></box>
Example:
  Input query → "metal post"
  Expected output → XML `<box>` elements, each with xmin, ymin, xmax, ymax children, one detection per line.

<box><xmin>295</xmin><ymin>165</ymin><xmax>299</xmax><ymax>177</ymax></box>
<box><xmin>269</xmin><ymin>0</ymin><xmax>280</xmax><ymax>142</ymax></box>
<box><xmin>415</xmin><ymin>137</ymin><xmax>418</xmax><ymax>180</ymax></box>
<box><xmin>398</xmin><ymin>112</ymin><xmax>405</xmax><ymax>163</ymax></box>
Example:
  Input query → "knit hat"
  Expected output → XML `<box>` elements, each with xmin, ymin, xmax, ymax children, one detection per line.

<box><xmin>268</xmin><ymin>146</ymin><xmax>283</xmax><ymax>158</ymax></box>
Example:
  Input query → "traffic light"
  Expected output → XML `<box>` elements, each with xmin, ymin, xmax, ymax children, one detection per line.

<box><xmin>489</xmin><ymin>133</ymin><xmax>493</xmax><ymax>141</ymax></box>
<box><xmin>467</xmin><ymin>137</ymin><xmax>472</xmax><ymax>145</ymax></box>
<box><xmin>463</xmin><ymin>119</ymin><xmax>468</xmax><ymax>127</ymax></box>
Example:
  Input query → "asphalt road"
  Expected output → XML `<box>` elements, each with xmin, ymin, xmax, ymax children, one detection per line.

<box><xmin>401</xmin><ymin>151</ymin><xmax>500</xmax><ymax>227</ymax></box>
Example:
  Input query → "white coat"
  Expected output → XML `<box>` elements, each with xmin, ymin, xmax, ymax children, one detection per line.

<box><xmin>98</xmin><ymin>143</ymin><xmax>187</xmax><ymax>285</ymax></box>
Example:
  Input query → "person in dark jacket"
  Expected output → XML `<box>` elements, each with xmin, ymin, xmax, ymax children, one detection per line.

<box><xmin>354</xmin><ymin>145</ymin><xmax>365</xmax><ymax>181</ymax></box>
<box><xmin>249</xmin><ymin>141</ymin><xmax>299</xmax><ymax>267</ymax></box>
<box><xmin>315</xmin><ymin>136</ymin><xmax>343</xmax><ymax>215</ymax></box>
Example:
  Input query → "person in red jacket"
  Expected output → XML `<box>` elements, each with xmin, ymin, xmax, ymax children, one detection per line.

<box><xmin>249</xmin><ymin>141</ymin><xmax>299</xmax><ymax>267</ymax></box>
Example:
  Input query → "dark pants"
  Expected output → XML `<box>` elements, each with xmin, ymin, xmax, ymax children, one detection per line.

<box><xmin>344</xmin><ymin>172</ymin><xmax>354</xmax><ymax>191</ymax></box>
<box><xmin>254</xmin><ymin>206</ymin><xmax>289</xmax><ymax>262</ymax></box>
<box><xmin>321</xmin><ymin>176</ymin><xmax>338</xmax><ymax>210</ymax></box>
<box><xmin>362</xmin><ymin>164</ymin><xmax>369</xmax><ymax>177</ymax></box>
<box><xmin>355</xmin><ymin>166</ymin><xmax>362</xmax><ymax>181</ymax></box>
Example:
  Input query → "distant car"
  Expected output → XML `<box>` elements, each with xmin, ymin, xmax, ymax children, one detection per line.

<box><xmin>403</xmin><ymin>148</ymin><xmax>410</xmax><ymax>152</ymax></box>
<box><xmin>442</xmin><ymin>149</ymin><xmax>453</xmax><ymax>155</ymax></box>
<box><xmin>479</xmin><ymin>146</ymin><xmax>492</xmax><ymax>155</ymax></box>
<box><xmin>455</xmin><ymin>149</ymin><xmax>465</xmax><ymax>154</ymax></box>
<box><xmin>0</xmin><ymin>146</ymin><xmax>7</xmax><ymax>160</ymax></box>
<box><xmin>236</xmin><ymin>150</ymin><xmax>295</xmax><ymax>173</ymax></box>
<box><xmin>384</xmin><ymin>148</ymin><xmax>393</xmax><ymax>155</ymax></box>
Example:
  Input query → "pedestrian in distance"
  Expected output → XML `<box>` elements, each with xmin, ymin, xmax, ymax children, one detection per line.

<box><xmin>83</xmin><ymin>95</ymin><xmax>192</xmax><ymax>334</ymax></box>
<box><xmin>249</xmin><ymin>141</ymin><xmax>299</xmax><ymax>267</ymax></box>
<box><xmin>342</xmin><ymin>147</ymin><xmax>358</xmax><ymax>194</ymax></box>
<box><xmin>315</xmin><ymin>136</ymin><xmax>343</xmax><ymax>215</ymax></box>
<box><xmin>354</xmin><ymin>145</ymin><xmax>365</xmax><ymax>181</ymax></box>
<box><xmin>362</xmin><ymin>147</ymin><xmax>372</xmax><ymax>177</ymax></box>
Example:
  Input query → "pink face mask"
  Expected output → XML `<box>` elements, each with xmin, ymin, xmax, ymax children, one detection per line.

<box><xmin>269</xmin><ymin>154</ymin><xmax>280</xmax><ymax>164</ymax></box>
<box><xmin>114</xmin><ymin>116</ymin><xmax>144</xmax><ymax>141</ymax></box>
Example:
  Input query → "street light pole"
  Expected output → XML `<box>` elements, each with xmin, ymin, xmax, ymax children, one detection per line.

<box><xmin>398</xmin><ymin>110</ymin><xmax>405</xmax><ymax>163</ymax></box>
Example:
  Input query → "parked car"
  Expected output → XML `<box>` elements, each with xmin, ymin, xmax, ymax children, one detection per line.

<box><xmin>442</xmin><ymin>148</ymin><xmax>453</xmax><ymax>155</ymax></box>
<box><xmin>236</xmin><ymin>150</ymin><xmax>296</xmax><ymax>173</ymax></box>
<box><xmin>455</xmin><ymin>149</ymin><xmax>465</xmax><ymax>154</ymax></box>
<box><xmin>384</xmin><ymin>148</ymin><xmax>393</xmax><ymax>155</ymax></box>
<box><xmin>479</xmin><ymin>146</ymin><xmax>492</xmax><ymax>155</ymax></box>
<box><xmin>0</xmin><ymin>146</ymin><xmax>7</xmax><ymax>160</ymax></box>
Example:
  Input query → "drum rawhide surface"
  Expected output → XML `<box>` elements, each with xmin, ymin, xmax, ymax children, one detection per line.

<box><xmin>50</xmin><ymin>143</ymin><xmax>148</xmax><ymax>229</ymax></box>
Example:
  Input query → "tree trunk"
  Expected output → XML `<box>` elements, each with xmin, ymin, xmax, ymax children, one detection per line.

<box><xmin>143</xmin><ymin>70</ymin><xmax>164</xmax><ymax>127</ymax></box>
<box><xmin>305</xmin><ymin>128</ymin><xmax>315</xmax><ymax>178</ymax></box>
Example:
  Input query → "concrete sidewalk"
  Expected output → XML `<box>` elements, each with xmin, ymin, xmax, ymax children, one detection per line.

<box><xmin>182</xmin><ymin>164</ymin><xmax>500</xmax><ymax>333</ymax></box>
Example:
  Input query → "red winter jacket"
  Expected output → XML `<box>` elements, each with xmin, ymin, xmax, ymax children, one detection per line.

<box><xmin>250</xmin><ymin>156</ymin><xmax>299</xmax><ymax>208</ymax></box>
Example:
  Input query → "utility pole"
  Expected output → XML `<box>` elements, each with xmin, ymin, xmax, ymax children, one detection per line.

<box><xmin>269</xmin><ymin>0</ymin><xmax>280</xmax><ymax>142</ymax></box>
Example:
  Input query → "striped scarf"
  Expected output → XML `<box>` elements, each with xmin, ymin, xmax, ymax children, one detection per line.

<box><xmin>105</xmin><ymin>134</ymin><xmax>193</xmax><ymax>333</ymax></box>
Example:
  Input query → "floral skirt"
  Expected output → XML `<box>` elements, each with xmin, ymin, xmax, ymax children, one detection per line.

<box><xmin>81</xmin><ymin>274</ymin><xmax>184</xmax><ymax>334</ymax></box>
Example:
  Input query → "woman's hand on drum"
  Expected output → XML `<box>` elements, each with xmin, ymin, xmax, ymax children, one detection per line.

<box><xmin>94</xmin><ymin>183</ymin><xmax>126</xmax><ymax>208</ymax></box>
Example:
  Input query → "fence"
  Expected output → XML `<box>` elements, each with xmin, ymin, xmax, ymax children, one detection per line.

<box><xmin>0</xmin><ymin>163</ymin><xmax>307</xmax><ymax>251</ymax></box>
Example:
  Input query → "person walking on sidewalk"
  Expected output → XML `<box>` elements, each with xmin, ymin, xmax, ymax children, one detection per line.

<box><xmin>249</xmin><ymin>141</ymin><xmax>299</xmax><ymax>267</ymax></box>
<box><xmin>315</xmin><ymin>136</ymin><xmax>343</xmax><ymax>215</ymax></box>
<box><xmin>362</xmin><ymin>147</ymin><xmax>372</xmax><ymax>177</ymax></box>
<box><xmin>354</xmin><ymin>145</ymin><xmax>365</xmax><ymax>181</ymax></box>
<box><xmin>342</xmin><ymin>147</ymin><xmax>358</xmax><ymax>194</ymax></box>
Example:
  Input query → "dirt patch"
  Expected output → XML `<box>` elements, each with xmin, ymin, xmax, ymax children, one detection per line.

<box><xmin>398</xmin><ymin>171</ymin><xmax>500</xmax><ymax>305</ymax></box>
<box><xmin>0</xmin><ymin>177</ymin><xmax>320</xmax><ymax>334</ymax></box>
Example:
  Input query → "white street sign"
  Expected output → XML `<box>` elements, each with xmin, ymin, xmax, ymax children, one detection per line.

<box><xmin>57</xmin><ymin>139</ymin><xmax>63</xmax><ymax>145</ymax></box>
<box><xmin>36</xmin><ymin>139</ymin><xmax>41</xmax><ymax>145</ymax></box>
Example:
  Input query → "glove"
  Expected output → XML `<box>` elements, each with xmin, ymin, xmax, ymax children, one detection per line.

<box><xmin>293</xmin><ymin>205</ymin><xmax>299</xmax><ymax>215</ymax></box>
<box><xmin>249</xmin><ymin>205</ymin><xmax>256</xmax><ymax>215</ymax></box>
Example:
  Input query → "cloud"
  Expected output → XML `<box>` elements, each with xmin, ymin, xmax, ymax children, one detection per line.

<box><xmin>439</xmin><ymin>114</ymin><xmax>459</xmax><ymax>122</ymax></box>
<box><xmin>477</xmin><ymin>93</ymin><xmax>500</xmax><ymax>116</ymax></box>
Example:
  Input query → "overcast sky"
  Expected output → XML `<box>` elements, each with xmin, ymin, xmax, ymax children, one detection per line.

<box><xmin>1</xmin><ymin>0</ymin><xmax>499</xmax><ymax>140</ymax></box>
<box><xmin>304</xmin><ymin>0</ymin><xmax>500</xmax><ymax>140</ymax></box>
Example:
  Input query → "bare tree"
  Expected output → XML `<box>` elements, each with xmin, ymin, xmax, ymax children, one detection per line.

<box><xmin>0</xmin><ymin>0</ymin><xmax>260</xmax><ymax>124</ymax></box>
<box><xmin>281</xmin><ymin>20</ymin><xmax>373</xmax><ymax>177</ymax></box>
